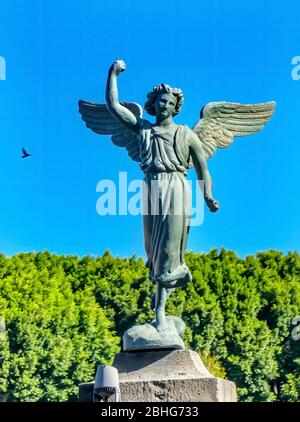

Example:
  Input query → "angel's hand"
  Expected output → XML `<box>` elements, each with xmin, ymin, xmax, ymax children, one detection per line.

<box><xmin>205</xmin><ymin>197</ymin><xmax>220</xmax><ymax>213</ymax></box>
<box><xmin>110</xmin><ymin>59</ymin><xmax>126</xmax><ymax>76</ymax></box>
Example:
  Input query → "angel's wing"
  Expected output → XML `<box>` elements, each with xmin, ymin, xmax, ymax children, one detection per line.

<box><xmin>78</xmin><ymin>99</ymin><xmax>143</xmax><ymax>162</ymax></box>
<box><xmin>192</xmin><ymin>101</ymin><xmax>276</xmax><ymax>161</ymax></box>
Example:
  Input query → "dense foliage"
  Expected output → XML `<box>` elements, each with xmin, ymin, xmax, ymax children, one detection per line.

<box><xmin>0</xmin><ymin>249</ymin><xmax>299</xmax><ymax>402</ymax></box>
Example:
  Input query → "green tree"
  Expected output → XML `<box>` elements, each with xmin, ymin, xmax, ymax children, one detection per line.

<box><xmin>0</xmin><ymin>249</ymin><xmax>299</xmax><ymax>402</ymax></box>
<box><xmin>0</xmin><ymin>252</ymin><xmax>119</xmax><ymax>401</ymax></box>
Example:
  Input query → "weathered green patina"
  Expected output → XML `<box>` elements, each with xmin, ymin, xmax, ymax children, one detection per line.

<box><xmin>79</xmin><ymin>60</ymin><xmax>275</xmax><ymax>350</ymax></box>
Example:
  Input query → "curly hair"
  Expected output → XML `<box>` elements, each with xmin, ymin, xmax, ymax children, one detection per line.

<box><xmin>144</xmin><ymin>83</ymin><xmax>184</xmax><ymax>116</ymax></box>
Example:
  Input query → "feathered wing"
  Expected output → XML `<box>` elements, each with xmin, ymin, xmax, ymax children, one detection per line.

<box><xmin>78</xmin><ymin>99</ymin><xmax>143</xmax><ymax>162</ymax></box>
<box><xmin>191</xmin><ymin>101</ymin><xmax>276</xmax><ymax>162</ymax></box>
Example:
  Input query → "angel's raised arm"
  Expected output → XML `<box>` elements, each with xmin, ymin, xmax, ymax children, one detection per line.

<box><xmin>106</xmin><ymin>60</ymin><xmax>140</xmax><ymax>133</ymax></box>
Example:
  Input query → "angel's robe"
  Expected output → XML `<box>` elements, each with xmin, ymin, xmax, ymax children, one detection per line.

<box><xmin>139</xmin><ymin>124</ymin><xmax>193</xmax><ymax>289</ymax></box>
<box><xmin>79</xmin><ymin>99</ymin><xmax>275</xmax><ymax>290</ymax></box>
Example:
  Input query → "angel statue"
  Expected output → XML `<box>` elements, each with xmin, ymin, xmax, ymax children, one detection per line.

<box><xmin>79</xmin><ymin>59</ymin><xmax>275</xmax><ymax>351</ymax></box>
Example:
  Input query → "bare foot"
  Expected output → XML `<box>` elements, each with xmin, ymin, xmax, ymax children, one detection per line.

<box><xmin>156</xmin><ymin>321</ymin><xmax>171</xmax><ymax>333</ymax></box>
<box><xmin>155</xmin><ymin>315</ymin><xmax>171</xmax><ymax>333</ymax></box>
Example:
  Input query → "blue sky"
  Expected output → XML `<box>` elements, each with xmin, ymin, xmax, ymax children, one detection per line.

<box><xmin>0</xmin><ymin>0</ymin><xmax>300</xmax><ymax>259</ymax></box>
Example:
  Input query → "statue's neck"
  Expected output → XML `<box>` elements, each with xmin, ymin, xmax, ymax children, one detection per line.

<box><xmin>155</xmin><ymin>116</ymin><xmax>174</xmax><ymax>127</ymax></box>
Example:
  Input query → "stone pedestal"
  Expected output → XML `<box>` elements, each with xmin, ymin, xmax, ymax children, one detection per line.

<box><xmin>79</xmin><ymin>349</ymin><xmax>237</xmax><ymax>402</ymax></box>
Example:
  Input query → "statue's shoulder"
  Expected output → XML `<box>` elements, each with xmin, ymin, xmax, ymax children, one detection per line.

<box><xmin>176</xmin><ymin>124</ymin><xmax>193</xmax><ymax>139</ymax></box>
<box><xmin>182</xmin><ymin>124</ymin><xmax>192</xmax><ymax>132</ymax></box>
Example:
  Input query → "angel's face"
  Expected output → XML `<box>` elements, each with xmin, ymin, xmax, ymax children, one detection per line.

<box><xmin>154</xmin><ymin>93</ymin><xmax>177</xmax><ymax>119</ymax></box>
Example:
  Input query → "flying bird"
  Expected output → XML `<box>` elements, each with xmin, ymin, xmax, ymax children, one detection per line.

<box><xmin>22</xmin><ymin>148</ymin><xmax>31</xmax><ymax>158</ymax></box>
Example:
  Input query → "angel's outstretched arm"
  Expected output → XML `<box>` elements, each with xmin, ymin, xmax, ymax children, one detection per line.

<box><xmin>189</xmin><ymin>131</ymin><xmax>219</xmax><ymax>212</ymax></box>
<box><xmin>105</xmin><ymin>60</ymin><xmax>140</xmax><ymax>133</ymax></box>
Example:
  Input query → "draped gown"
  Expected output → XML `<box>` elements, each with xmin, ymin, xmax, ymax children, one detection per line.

<box><xmin>139</xmin><ymin>124</ymin><xmax>193</xmax><ymax>289</ymax></box>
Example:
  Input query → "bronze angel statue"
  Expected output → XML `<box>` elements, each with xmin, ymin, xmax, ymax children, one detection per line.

<box><xmin>79</xmin><ymin>59</ymin><xmax>275</xmax><ymax>350</ymax></box>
